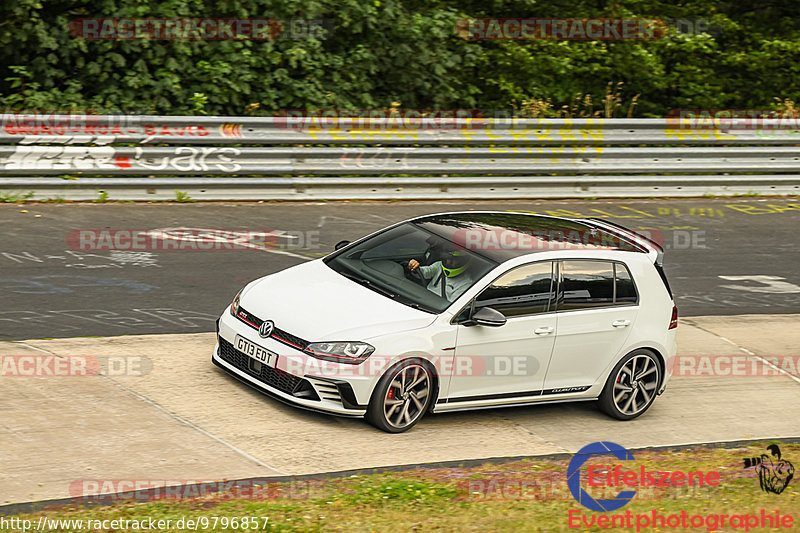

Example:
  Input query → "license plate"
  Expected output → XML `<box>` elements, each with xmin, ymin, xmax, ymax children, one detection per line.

<box><xmin>235</xmin><ymin>335</ymin><xmax>277</xmax><ymax>368</ymax></box>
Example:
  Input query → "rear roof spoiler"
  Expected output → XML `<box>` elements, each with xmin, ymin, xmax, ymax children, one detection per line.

<box><xmin>583</xmin><ymin>217</ymin><xmax>664</xmax><ymax>266</ymax></box>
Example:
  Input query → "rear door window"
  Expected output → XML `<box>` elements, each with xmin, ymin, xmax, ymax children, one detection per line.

<box><xmin>559</xmin><ymin>260</ymin><xmax>614</xmax><ymax>310</ymax></box>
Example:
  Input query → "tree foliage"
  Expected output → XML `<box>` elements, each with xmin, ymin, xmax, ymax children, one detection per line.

<box><xmin>0</xmin><ymin>0</ymin><xmax>798</xmax><ymax>116</ymax></box>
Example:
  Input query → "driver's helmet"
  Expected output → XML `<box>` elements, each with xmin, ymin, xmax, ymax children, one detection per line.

<box><xmin>441</xmin><ymin>250</ymin><xmax>471</xmax><ymax>278</ymax></box>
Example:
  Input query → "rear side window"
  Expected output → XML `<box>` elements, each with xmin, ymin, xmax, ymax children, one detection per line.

<box><xmin>614</xmin><ymin>263</ymin><xmax>638</xmax><ymax>303</ymax></box>
<box><xmin>558</xmin><ymin>260</ymin><xmax>638</xmax><ymax>311</ymax></box>
<box><xmin>474</xmin><ymin>261</ymin><xmax>555</xmax><ymax>317</ymax></box>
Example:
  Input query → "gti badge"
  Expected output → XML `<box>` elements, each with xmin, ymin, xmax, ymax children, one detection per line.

<box><xmin>259</xmin><ymin>320</ymin><xmax>275</xmax><ymax>338</ymax></box>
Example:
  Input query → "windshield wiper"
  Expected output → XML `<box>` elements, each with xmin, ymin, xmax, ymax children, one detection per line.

<box><xmin>339</xmin><ymin>271</ymin><xmax>398</xmax><ymax>299</ymax></box>
<box><xmin>400</xmin><ymin>300</ymin><xmax>434</xmax><ymax>312</ymax></box>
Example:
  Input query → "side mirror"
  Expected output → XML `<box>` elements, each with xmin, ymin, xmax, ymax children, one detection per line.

<box><xmin>470</xmin><ymin>307</ymin><xmax>507</xmax><ymax>327</ymax></box>
<box><xmin>334</xmin><ymin>240</ymin><xmax>351</xmax><ymax>250</ymax></box>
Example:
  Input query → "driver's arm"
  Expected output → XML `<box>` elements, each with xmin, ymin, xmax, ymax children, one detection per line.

<box><xmin>408</xmin><ymin>259</ymin><xmax>437</xmax><ymax>280</ymax></box>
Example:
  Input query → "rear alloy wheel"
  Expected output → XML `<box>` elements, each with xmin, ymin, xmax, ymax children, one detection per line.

<box><xmin>366</xmin><ymin>360</ymin><xmax>433</xmax><ymax>433</ymax></box>
<box><xmin>599</xmin><ymin>350</ymin><xmax>661</xmax><ymax>420</ymax></box>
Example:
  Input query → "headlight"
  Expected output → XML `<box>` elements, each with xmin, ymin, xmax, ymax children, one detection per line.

<box><xmin>305</xmin><ymin>341</ymin><xmax>375</xmax><ymax>364</ymax></box>
<box><xmin>230</xmin><ymin>290</ymin><xmax>242</xmax><ymax>317</ymax></box>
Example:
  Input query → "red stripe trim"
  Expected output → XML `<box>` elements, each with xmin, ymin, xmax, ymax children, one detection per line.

<box><xmin>235</xmin><ymin>310</ymin><xmax>363</xmax><ymax>361</ymax></box>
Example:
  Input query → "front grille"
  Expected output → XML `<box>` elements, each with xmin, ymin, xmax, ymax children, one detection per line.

<box><xmin>218</xmin><ymin>336</ymin><xmax>308</xmax><ymax>396</ymax></box>
<box><xmin>235</xmin><ymin>307</ymin><xmax>310</xmax><ymax>350</ymax></box>
<box><xmin>272</xmin><ymin>329</ymin><xmax>310</xmax><ymax>351</ymax></box>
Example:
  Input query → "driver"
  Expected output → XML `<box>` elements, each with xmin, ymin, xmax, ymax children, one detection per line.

<box><xmin>408</xmin><ymin>249</ymin><xmax>475</xmax><ymax>301</ymax></box>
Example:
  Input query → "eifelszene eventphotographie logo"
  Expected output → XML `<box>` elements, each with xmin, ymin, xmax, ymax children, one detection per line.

<box><xmin>567</xmin><ymin>441</ymin><xmax>721</xmax><ymax>512</ymax></box>
<box><xmin>744</xmin><ymin>444</ymin><xmax>794</xmax><ymax>494</ymax></box>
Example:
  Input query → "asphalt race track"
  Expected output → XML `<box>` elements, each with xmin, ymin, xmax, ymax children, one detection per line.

<box><xmin>2</xmin><ymin>197</ymin><xmax>800</xmax><ymax>507</ymax></box>
<box><xmin>1</xmin><ymin>197</ymin><xmax>799</xmax><ymax>341</ymax></box>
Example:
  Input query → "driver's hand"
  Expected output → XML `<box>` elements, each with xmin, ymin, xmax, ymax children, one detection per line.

<box><xmin>408</xmin><ymin>259</ymin><xmax>420</xmax><ymax>271</ymax></box>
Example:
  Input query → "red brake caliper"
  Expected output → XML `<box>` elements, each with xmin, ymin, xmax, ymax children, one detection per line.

<box><xmin>387</xmin><ymin>388</ymin><xmax>395</xmax><ymax>399</ymax></box>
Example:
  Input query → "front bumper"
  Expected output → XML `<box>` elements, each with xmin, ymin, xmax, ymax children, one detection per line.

<box><xmin>212</xmin><ymin>311</ymin><xmax>371</xmax><ymax>417</ymax></box>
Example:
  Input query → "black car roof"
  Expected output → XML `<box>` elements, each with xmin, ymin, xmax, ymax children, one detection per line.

<box><xmin>412</xmin><ymin>211</ymin><xmax>646</xmax><ymax>263</ymax></box>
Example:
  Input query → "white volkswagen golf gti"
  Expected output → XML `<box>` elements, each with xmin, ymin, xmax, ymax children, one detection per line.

<box><xmin>213</xmin><ymin>212</ymin><xmax>678</xmax><ymax>432</ymax></box>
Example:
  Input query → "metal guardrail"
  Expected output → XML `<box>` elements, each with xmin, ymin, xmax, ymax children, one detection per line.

<box><xmin>3</xmin><ymin>175</ymin><xmax>797</xmax><ymax>201</ymax></box>
<box><xmin>3</xmin><ymin>146</ymin><xmax>800</xmax><ymax>175</ymax></box>
<box><xmin>1</xmin><ymin>115</ymin><xmax>799</xmax><ymax>199</ymax></box>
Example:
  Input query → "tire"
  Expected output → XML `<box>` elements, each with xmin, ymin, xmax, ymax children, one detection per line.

<box><xmin>598</xmin><ymin>349</ymin><xmax>661</xmax><ymax>420</ymax></box>
<box><xmin>366</xmin><ymin>359</ymin><xmax>434</xmax><ymax>433</ymax></box>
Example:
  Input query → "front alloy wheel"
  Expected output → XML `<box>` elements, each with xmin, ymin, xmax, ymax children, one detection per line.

<box><xmin>367</xmin><ymin>360</ymin><xmax>433</xmax><ymax>432</ymax></box>
<box><xmin>599</xmin><ymin>350</ymin><xmax>661</xmax><ymax>420</ymax></box>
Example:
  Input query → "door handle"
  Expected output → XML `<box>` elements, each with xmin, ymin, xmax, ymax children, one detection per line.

<box><xmin>534</xmin><ymin>326</ymin><xmax>554</xmax><ymax>335</ymax></box>
<box><xmin>612</xmin><ymin>320</ymin><xmax>631</xmax><ymax>328</ymax></box>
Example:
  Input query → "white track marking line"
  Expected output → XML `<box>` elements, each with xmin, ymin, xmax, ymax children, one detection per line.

<box><xmin>681</xmin><ymin>321</ymin><xmax>800</xmax><ymax>385</ymax></box>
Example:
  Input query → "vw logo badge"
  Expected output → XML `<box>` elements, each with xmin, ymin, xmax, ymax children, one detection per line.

<box><xmin>259</xmin><ymin>320</ymin><xmax>275</xmax><ymax>338</ymax></box>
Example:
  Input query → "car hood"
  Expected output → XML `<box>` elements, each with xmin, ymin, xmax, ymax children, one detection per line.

<box><xmin>239</xmin><ymin>259</ymin><xmax>436</xmax><ymax>342</ymax></box>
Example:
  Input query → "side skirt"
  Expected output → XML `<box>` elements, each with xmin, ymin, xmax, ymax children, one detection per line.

<box><xmin>432</xmin><ymin>396</ymin><xmax>598</xmax><ymax>414</ymax></box>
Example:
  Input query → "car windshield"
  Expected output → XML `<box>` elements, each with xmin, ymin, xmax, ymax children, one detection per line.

<box><xmin>324</xmin><ymin>222</ymin><xmax>498</xmax><ymax>313</ymax></box>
